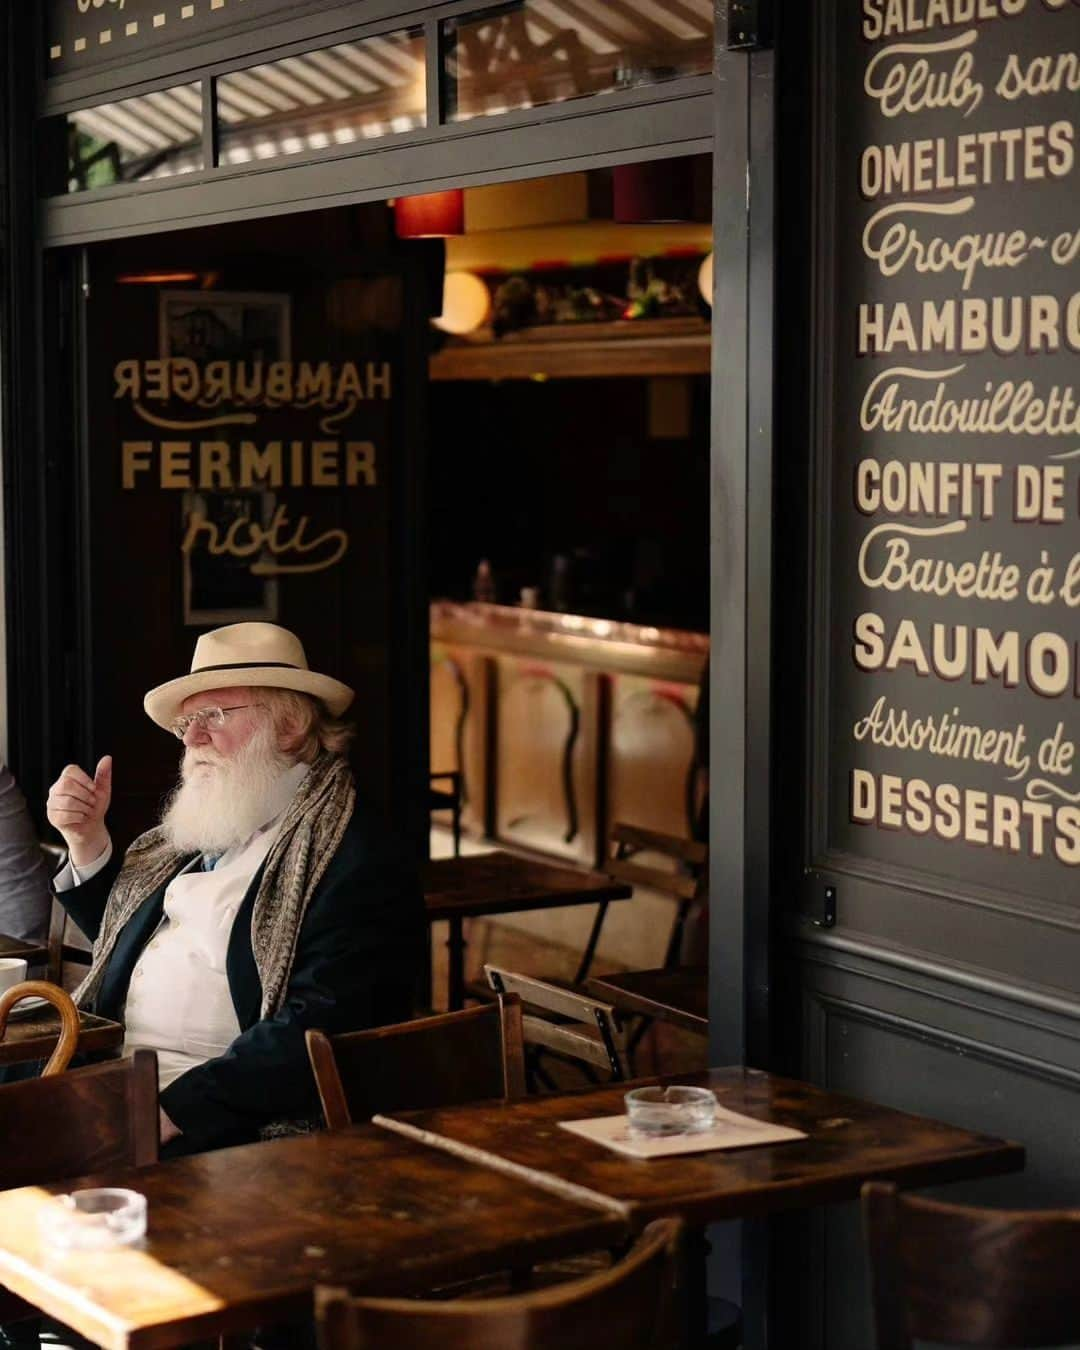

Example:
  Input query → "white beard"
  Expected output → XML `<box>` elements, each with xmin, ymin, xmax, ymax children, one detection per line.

<box><xmin>160</xmin><ymin>722</ymin><xmax>295</xmax><ymax>854</ymax></box>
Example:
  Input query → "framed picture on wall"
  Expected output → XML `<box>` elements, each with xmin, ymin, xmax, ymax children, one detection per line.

<box><xmin>181</xmin><ymin>490</ymin><xmax>280</xmax><ymax>626</ymax></box>
<box><xmin>161</xmin><ymin>289</ymin><xmax>290</xmax><ymax>626</ymax></box>
<box><xmin>159</xmin><ymin>290</ymin><xmax>291</xmax><ymax>362</ymax></box>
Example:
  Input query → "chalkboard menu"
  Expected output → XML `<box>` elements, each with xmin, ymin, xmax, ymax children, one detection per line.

<box><xmin>823</xmin><ymin>0</ymin><xmax>1080</xmax><ymax>903</ymax></box>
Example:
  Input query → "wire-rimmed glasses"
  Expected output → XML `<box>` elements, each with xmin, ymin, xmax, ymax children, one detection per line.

<box><xmin>169</xmin><ymin>703</ymin><xmax>266</xmax><ymax>740</ymax></box>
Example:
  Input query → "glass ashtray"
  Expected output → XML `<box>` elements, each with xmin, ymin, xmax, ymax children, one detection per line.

<box><xmin>625</xmin><ymin>1085</ymin><xmax>719</xmax><ymax>1137</ymax></box>
<box><xmin>38</xmin><ymin>1188</ymin><xmax>147</xmax><ymax>1251</ymax></box>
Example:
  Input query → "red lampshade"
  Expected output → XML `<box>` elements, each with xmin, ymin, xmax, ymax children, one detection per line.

<box><xmin>613</xmin><ymin>157</ymin><xmax>695</xmax><ymax>224</ymax></box>
<box><xmin>393</xmin><ymin>190</ymin><xmax>465</xmax><ymax>238</ymax></box>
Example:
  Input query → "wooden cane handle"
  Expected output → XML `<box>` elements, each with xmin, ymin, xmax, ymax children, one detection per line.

<box><xmin>0</xmin><ymin>980</ymin><xmax>81</xmax><ymax>1076</ymax></box>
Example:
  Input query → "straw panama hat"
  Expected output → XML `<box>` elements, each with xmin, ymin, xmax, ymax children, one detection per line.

<box><xmin>143</xmin><ymin>622</ymin><xmax>355</xmax><ymax>731</ymax></box>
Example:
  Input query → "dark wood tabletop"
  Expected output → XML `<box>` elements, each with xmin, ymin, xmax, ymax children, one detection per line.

<box><xmin>423</xmin><ymin>850</ymin><xmax>632</xmax><ymax>920</ymax></box>
<box><xmin>423</xmin><ymin>851</ymin><xmax>634</xmax><ymax>1009</ymax></box>
<box><xmin>0</xmin><ymin>1124</ymin><xmax>626</xmax><ymax>1350</ymax></box>
<box><xmin>377</xmin><ymin>1067</ymin><xmax>1025</xmax><ymax>1227</ymax></box>
<box><xmin>0</xmin><ymin>1004</ymin><xmax>123</xmax><ymax>1066</ymax></box>
<box><xmin>588</xmin><ymin>966</ymin><xmax>707</xmax><ymax>1034</ymax></box>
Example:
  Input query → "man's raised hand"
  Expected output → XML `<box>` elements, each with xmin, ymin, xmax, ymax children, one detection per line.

<box><xmin>46</xmin><ymin>755</ymin><xmax>112</xmax><ymax>867</ymax></box>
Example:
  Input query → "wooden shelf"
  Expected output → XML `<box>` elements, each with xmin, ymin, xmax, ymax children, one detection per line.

<box><xmin>429</xmin><ymin>317</ymin><xmax>711</xmax><ymax>381</ymax></box>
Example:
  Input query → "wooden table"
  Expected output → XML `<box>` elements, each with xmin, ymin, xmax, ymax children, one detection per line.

<box><xmin>0</xmin><ymin>1005</ymin><xmax>123</xmax><ymax>1066</ymax></box>
<box><xmin>376</xmin><ymin>1067</ymin><xmax>1024</xmax><ymax>1226</ymax></box>
<box><xmin>423</xmin><ymin>851</ymin><xmax>632</xmax><ymax>1009</ymax></box>
<box><xmin>0</xmin><ymin>1125</ymin><xmax>626</xmax><ymax>1350</ymax></box>
<box><xmin>589</xmin><ymin>966</ymin><xmax>707</xmax><ymax>1035</ymax></box>
<box><xmin>0</xmin><ymin>933</ymin><xmax>47</xmax><ymax>965</ymax></box>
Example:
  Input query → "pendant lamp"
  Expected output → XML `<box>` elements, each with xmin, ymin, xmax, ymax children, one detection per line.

<box><xmin>613</xmin><ymin>157</ymin><xmax>695</xmax><ymax>224</ymax></box>
<box><xmin>393</xmin><ymin>189</ymin><xmax>465</xmax><ymax>238</ymax></box>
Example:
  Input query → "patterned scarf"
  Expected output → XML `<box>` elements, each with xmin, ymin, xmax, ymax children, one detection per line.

<box><xmin>73</xmin><ymin>751</ymin><xmax>356</xmax><ymax>1019</ymax></box>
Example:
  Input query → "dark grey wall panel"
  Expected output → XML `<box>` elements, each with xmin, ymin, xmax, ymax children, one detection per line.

<box><xmin>792</xmin><ymin>939</ymin><xmax>1080</xmax><ymax>1350</ymax></box>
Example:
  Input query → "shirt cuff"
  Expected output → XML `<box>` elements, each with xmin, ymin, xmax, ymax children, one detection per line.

<box><xmin>54</xmin><ymin>839</ymin><xmax>113</xmax><ymax>891</ymax></box>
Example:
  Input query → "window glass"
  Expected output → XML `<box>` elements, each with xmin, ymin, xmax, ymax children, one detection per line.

<box><xmin>443</xmin><ymin>0</ymin><xmax>713</xmax><ymax>123</ymax></box>
<box><xmin>54</xmin><ymin>83</ymin><xmax>203</xmax><ymax>193</ymax></box>
<box><xmin>216</xmin><ymin>29</ymin><xmax>426</xmax><ymax>165</ymax></box>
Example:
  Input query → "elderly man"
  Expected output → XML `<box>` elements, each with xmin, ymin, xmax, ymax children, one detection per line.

<box><xmin>45</xmin><ymin>622</ymin><xmax>423</xmax><ymax>1155</ymax></box>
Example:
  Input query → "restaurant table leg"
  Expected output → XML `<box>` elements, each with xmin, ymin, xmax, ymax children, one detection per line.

<box><xmin>679</xmin><ymin>1227</ymin><xmax>739</xmax><ymax>1348</ymax></box>
<box><xmin>683</xmin><ymin>1226</ymin><xmax>710</xmax><ymax>1348</ymax></box>
<box><xmin>422</xmin><ymin>920</ymin><xmax>435</xmax><ymax>1010</ymax></box>
<box><xmin>447</xmin><ymin>916</ymin><xmax>466</xmax><ymax>1010</ymax></box>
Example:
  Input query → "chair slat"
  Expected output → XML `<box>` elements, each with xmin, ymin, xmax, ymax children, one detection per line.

<box><xmin>610</xmin><ymin>822</ymin><xmax>707</xmax><ymax>866</ymax></box>
<box><xmin>605</xmin><ymin>857</ymin><xmax>701</xmax><ymax>902</ymax></box>
<box><xmin>520</xmin><ymin>1014</ymin><xmax>615</xmax><ymax>1072</ymax></box>
<box><xmin>487</xmin><ymin>967</ymin><xmax>621</xmax><ymax>1025</ymax></box>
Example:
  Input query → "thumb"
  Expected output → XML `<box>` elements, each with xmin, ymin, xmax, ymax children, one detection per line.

<box><xmin>94</xmin><ymin>755</ymin><xmax>113</xmax><ymax>794</ymax></box>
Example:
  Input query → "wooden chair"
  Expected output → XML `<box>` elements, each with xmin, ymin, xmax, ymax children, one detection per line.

<box><xmin>597</xmin><ymin>823</ymin><xmax>708</xmax><ymax>977</ymax></box>
<box><xmin>0</xmin><ymin>1049</ymin><xmax>158</xmax><ymax>1189</ymax></box>
<box><xmin>863</xmin><ymin>1180</ymin><xmax>1080</xmax><ymax>1349</ymax></box>
<box><xmin>305</xmin><ymin>996</ymin><xmax>526</xmax><ymax>1130</ymax></box>
<box><xmin>485</xmin><ymin>966</ymin><xmax>627</xmax><ymax>1084</ymax></box>
<box><xmin>429</xmin><ymin>770</ymin><xmax>463</xmax><ymax>858</ymax></box>
<box><xmin>0</xmin><ymin>981</ymin><xmax>81</xmax><ymax>1076</ymax></box>
<box><xmin>315</xmin><ymin>1216</ymin><xmax>681</xmax><ymax>1350</ymax></box>
<box><xmin>42</xmin><ymin>842</ymin><xmax>94</xmax><ymax>989</ymax></box>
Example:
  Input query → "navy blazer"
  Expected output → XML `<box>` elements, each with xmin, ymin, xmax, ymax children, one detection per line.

<box><xmin>59</xmin><ymin>800</ymin><xmax>424</xmax><ymax>1153</ymax></box>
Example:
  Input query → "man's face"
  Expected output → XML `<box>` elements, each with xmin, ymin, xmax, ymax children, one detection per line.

<box><xmin>163</xmin><ymin>687</ymin><xmax>292</xmax><ymax>852</ymax></box>
<box><xmin>180</xmin><ymin>686</ymin><xmax>268</xmax><ymax>770</ymax></box>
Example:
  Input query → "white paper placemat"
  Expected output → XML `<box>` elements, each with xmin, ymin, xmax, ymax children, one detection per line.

<box><xmin>558</xmin><ymin>1107</ymin><xmax>807</xmax><ymax>1159</ymax></box>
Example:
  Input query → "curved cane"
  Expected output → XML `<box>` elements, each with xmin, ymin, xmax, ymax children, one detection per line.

<box><xmin>0</xmin><ymin>981</ymin><xmax>81</xmax><ymax>1076</ymax></box>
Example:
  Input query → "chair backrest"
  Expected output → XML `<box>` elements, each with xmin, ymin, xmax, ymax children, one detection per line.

<box><xmin>863</xmin><ymin>1181</ymin><xmax>1080</xmax><ymax>1349</ymax></box>
<box><xmin>41</xmin><ymin>842</ymin><xmax>93</xmax><ymax>988</ymax></box>
<box><xmin>0</xmin><ymin>1050</ymin><xmax>159</xmax><ymax>1189</ymax></box>
<box><xmin>0</xmin><ymin>981</ymin><xmax>81</xmax><ymax>1077</ymax></box>
<box><xmin>608</xmin><ymin>823</ymin><xmax>707</xmax><ymax>968</ymax></box>
<box><xmin>305</xmin><ymin>996</ymin><xmax>526</xmax><ymax>1130</ymax></box>
<box><xmin>485</xmin><ymin>966</ymin><xmax>626</xmax><ymax>1080</ymax></box>
<box><xmin>429</xmin><ymin>770</ymin><xmax>463</xmax><ymax>857</ymax></box>
<box><xmin>316</xmin><ymin>1215</ymin><xmax>681</xmax><ymax>1350</ymax></box>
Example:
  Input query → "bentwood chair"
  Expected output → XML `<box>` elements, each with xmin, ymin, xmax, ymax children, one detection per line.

<box><xmin>0</xmin><ymin>1049</ymin><xmax>158</xmax><ymax>1188</ymax></box>
<box><xmin>315</xmin><ymin>1217</ymin><xmax>682</xmax><ymax>1350</ymax></box>
<box><xmin>863</xmin><ymin>1181</ymin><xmax>1080</xmax><ymax>1348</ymax></box>
<box><xmin>305</xmin><ymin>996</ymin><xmax>526</xmax><ymax>1129</ymax></box>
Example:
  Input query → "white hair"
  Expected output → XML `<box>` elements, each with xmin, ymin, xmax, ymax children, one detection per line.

<box><xmin>258</xmin><ymin>688</ymin><xmax>354</xmax><ymax>762</ymax></box>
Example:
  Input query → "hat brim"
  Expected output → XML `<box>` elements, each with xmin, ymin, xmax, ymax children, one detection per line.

<box><xmin>144</xmin><ymin>666</ymin><xmax>355</xmax><ymax>731</ymax></box>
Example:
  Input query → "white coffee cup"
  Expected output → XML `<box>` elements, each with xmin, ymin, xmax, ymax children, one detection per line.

<box><xmin>0</xmin><ymin>957</ymin><xmax>28</xmax><ymax>995</ymax></box>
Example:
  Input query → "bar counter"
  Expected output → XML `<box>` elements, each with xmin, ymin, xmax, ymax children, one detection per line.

<box><xmin>430</xmin><ymin>602</ymin><xmax>708</xmax><ymax>869</ymax></box>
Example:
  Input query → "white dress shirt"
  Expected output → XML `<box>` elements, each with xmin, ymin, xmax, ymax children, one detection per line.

<box><xmin>56</xmin><ymin>763</ymin><xmax>308</xmax><ymax>1089</ymax></box>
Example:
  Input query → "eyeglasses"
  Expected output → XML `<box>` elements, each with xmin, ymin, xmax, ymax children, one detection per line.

<box><xmin>170</xmin><ymin>703</ymin><xmax>266</xmax><ymax>740</ymax></box>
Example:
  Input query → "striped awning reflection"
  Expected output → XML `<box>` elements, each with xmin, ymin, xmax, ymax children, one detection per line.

<box><xmin>68</xmin><ymin>1</ymin><xmax>713</xmax><ymax>183</ymax></box>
